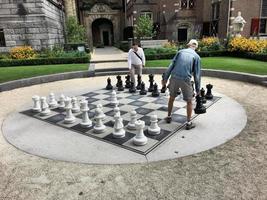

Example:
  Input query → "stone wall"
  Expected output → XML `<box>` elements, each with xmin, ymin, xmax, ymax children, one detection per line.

<box><xmin>0</xmin><ymin>0</ymin><xmax>65</xmax><ymax>52</ymax></box>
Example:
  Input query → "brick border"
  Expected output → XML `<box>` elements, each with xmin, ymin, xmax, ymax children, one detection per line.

<box><xmin>0</xmin><ymin>68</ymin><xmax>266</xmax><ymax>92</ymax></box>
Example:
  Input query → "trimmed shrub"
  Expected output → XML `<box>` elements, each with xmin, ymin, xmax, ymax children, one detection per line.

<box><xmin>0</xmin><ymin>56</ymin><xmax>90</xmax><ymax>67</ymax></box>
<box><xmin>10</xmin><ymin>46</ymin><xmax>36</xmax><ymax>59</ymax></box>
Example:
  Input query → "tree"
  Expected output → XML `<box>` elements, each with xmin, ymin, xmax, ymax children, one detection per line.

<box><xmin>65</xmin><ymin>16</ymin><xmax>86</xmax><ymax>43</ymax></box>
<box><xmin>134</xmin><ymin>15</ymin><xmax>156</xmax><ymax>39</ymax></box>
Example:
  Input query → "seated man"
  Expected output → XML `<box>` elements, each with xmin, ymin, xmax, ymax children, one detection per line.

<box><xmin>162</xmin><ymin>39</ymin><xmax>201</xmax><ymax>130</ymax></box>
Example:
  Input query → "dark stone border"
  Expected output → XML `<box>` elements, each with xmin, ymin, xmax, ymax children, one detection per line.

<box><xmin>0</xmin><ymin>68</ymin><xmax>266</xmax><ymax>92</ymax></box>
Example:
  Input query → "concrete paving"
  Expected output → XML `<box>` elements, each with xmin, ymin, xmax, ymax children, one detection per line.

<box><xmin>2</xmin><ymin>87</ymin><xmax>247</xmax><ymax>164</ymax></box>
<box><xmin>0</xmin><ymin>76</ymin><xmax>266</xmax><ymax>200</ymax></box>
<box><xmin>91</xmin><ymin>47</ymin><xmax>128</xmax><ymax>70</ymax></box>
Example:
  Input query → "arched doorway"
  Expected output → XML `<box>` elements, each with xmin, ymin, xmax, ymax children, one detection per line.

<box><xmin>92</xmin><ymin>18</ymin><xmax>114</xmax><ymax>46</ymax></box>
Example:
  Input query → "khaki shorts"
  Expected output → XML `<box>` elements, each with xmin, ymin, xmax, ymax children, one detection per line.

<box><xmin>169</xmin><ymin>77</ymin><xmax>194</xmax><ymax>101</ymax></box>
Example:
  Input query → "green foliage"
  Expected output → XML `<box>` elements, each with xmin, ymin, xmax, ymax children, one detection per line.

<box><xmin>0</xmin><ymin>56</ymin><xmax>90</xmax><ymax>67</ymax></box>
<box><xmin>114</xmin><ymin>42</ymin><xmax>129</xmax><ymax>52</ymax></box>
<box><xmin>134</xmin><ymin>15</ymin><xmax>156</xmax><ymax>39</ymax></box>
<box><xmin>66</xmin><ymin>16</ymin><xmax>86</xmax><ymax>43</ymax></box>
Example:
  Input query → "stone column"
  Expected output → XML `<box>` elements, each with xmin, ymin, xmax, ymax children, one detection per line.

<box><xmin>64</xmin><ymin>0</ymin><xmax>77</xmax><ymax>19</ymax></box>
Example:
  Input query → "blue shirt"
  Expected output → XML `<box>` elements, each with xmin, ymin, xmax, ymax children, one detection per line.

<box><xmin>163</xmin><ymin>48</ymin><xmax>201</xmax><ymax>92</ymax></box>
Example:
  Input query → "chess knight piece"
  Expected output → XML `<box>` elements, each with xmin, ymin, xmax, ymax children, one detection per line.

<box><xmin>117</xmin><ymin>79</ymin><xmax>124</xmax><ymax>91</ymax></box>
<box><xmin>113</xmin><ymin>113</ymin><xmax>126</xmax><ymax>138</ymax></box>
<box><xmin>205</xmin><ymin>84</ymin><xmax>213</xmax><ymax>100</ymax></box>
<box><xmin>200</xmin><ymin>88</ymin><xmax>207</xmax><ymax>104</ymax></box>
<box><xmin>129</xmin><ymin>81</ymin><xmax>136</xmax><ymax>93</ymax></box>
<box><xmin>152</xmin><ymin>83</ymin><xmax>160</xmax><ymax>97</ymax></box>
<box><xmin>139</xmin><ymin>82</ymin><xmax>147</xmax><ymax>95</ymax></box>
<box><xmin>194</xmin><ymin>95</ymin><xmax>206</xmax><ymax>114</ymax></box>
<box><xmin>106</xmin><ymin>77</ymin><xmax>113</xmax><ymax>90</ymax></box>
<box><xmin>40</xmin><ymin>97</ymin><xmax>51</xmax><ymax>116</ymax></box>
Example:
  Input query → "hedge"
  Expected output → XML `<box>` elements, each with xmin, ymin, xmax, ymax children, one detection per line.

<box><xmin>228</xmin><ymin>51</ymin><xmax>267</xmax><ymax>62</ymax></box>
<box><xmin>145</xmin><ymin>50</ymin><xmax>228</xmax><ymax>60</ymax></box>
<box><xmin>0</xmin><ymin>56</ymin><xmax>90</xmax><ymax>67</ymax></box>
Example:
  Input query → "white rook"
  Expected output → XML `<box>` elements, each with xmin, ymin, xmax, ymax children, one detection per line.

<box><xmin>133</xmin><ymin>120</ymin><xmax>147</xmax><ymax>146</ymax></box>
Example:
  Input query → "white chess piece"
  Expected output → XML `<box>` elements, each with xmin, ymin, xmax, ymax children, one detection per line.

<box><xmin>80</xmin><ymin>100</ymin><xmax>92</xmax><ymax>128</ymax></box>
<box><xmin>93</xmin><ymin>106</ymin><xmax>106</xmax><ymax>133</ymax></box>
<box><xmin>48</xmin><ymin>93</ymin><xmax>58</xmax><ymax>108</ymax></box>
<box><xmin>148</xmin><ymin>114</ymin><xmax>161</xmax><ymax>135</ymax></box>
<box><xmin>113</xmin><ymin>113</ymin><xmax>125</xmax><ymax>138</ymax></box>
<box><xmin>40</xmin><ymin>97</ymin><xmax>51</xmax><ymax>116</ymax></box>
<box><xmin>58</xmin><ymin>94</ymin><xmax>65</xmax><ymax>110</ymax></box>
<box><xmin>96</xmin><ymin>104</ymin><xmax>106</xmax><ymax>119</ymax></box>
<box><xmin>64</xmin><ymin>97</ymin><xmax>76</xmax><ymax>124</ymax></box>
<box><xmin>133</xmin><ymin>120</ymin><xmax>148</xmax><ymax>146</ymax></box>
<box><xmin>71</xmin><ymin>97</ymin><xmax>80</xmax><ymax>113</ymax></box>
<box><xmin>110</xmin><ymin>90</ymin><xmax>118</xmax><ymax>105</ymax></box>
<box><xmin>127</xmin><ymin>109</ymin><xmax>137</xmax><ymax>130</ymax></box>
<box><xmin>32</xmin><ymin>95</ymin><xmax>41</xmax><ymax>112</ymax></box>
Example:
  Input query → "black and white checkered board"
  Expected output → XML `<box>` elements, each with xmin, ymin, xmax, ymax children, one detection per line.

<box><xmin>21</xmin><ymin>88</ymin><xmax>221</xmax><ymax>155</ymax></box>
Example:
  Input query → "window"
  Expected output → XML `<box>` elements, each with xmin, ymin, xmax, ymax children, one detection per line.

<box><xmin>260</xmin><ymin>18</ymin><xmax>267</xmax><ymax>34</ymax></box>
<box><xmin>181</xmin><ymin>0</ymin><xmax>195</xmax><ymax>9</ymax></box>
<box><xmin>0</xmin><ymin>29</ymin><xmax>5</xmax><ymax>47</ymax></box>
<box><xmin>262</xmin><ymin>0</ymin><xmax>267</xmax><ymax>17</ymax></box>
<box><xmin>140</xmin><ymin>12</ymin><xmax>152</xmax><ymax>20</ymax></box>
<box><xmin>212</xmin><ymin>2</ymin><xmax>220</xmax><ymax>20</ymax></box>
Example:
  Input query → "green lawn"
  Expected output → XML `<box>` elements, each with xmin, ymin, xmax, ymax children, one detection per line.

<box><xmin>146</xmin><ymin>57</ymin><xmax>267</xmax><ymax>75</ymax></box>
<box><xmin>0</xmin><ymin>63</ymin><xmax>88</xmax><ymax>83</ymax></box>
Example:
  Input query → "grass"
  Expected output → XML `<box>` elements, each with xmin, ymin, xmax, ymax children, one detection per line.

<box><xmin>0</xmin><ymin>63</ymin><xmax>88</xmax><ymax>83</ymax></box>
<box><xmin>146</xmin><ymin>57</ymin><xmax>267</xmax><ymax>75</ymax></box>
<box><xmin>0</xmin><ymin>57</ymin><xmax>266</xmax><ymax>84</ymax></box>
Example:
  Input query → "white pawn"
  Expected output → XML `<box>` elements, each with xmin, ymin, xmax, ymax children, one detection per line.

<box><xmin>113</xmin><ymin>113</ymin><xmax>125</xmax><ymax>138</ymax></box>
<box><xmin>127</xmin><ymin>109</ymin><xmax>137</xmax><ymax>130</ymax></box>
<box><xmin>94</xmin><ymin>106</ymin><xmax>106</xmax><ymax>133</ymax></box>
<box><xmin>48</xmin><ymin>93</ymin><xmax>58</xmax><ymax>108</ymax></box>
<box><xmin>133</xmin><ymin>120</ymin><xmax>148</xmax><ymax>146</ymax></box>
<box><xmin>148</xmin><ymin>114</ymin><xmax>161</xmax><ymax>135</ymax></box>
<box><xmin>96</xmin><ymin>104</ymin><xmax>106</xmax><ymax>119</ymax></box>
<box><xmin>64</xmin><ymin>97</ymin><xmax>76</xmax><ymax>124</ymax></box>
<box><xmin>80</xmin><ymin>100</ymin><xmax>92</xmax><ymax>128</ymax></box>
<box><xmin>32</xmin><ymin>95</ymin><xmax>41</xmax><ymax>112</ymax></box>
<box><xmin>71</xmin><ymin>97</ymin><xmax>80</xmax><ymax>113</ymax></box>
<box><xmin>40</xmin><ymin>97</ymin><xmax>51</xmax><ymax>116</ymax></box>
<box><xmin>58</xmin><ymin>94</ymin><xmax>65</xmax><ymax>110</ymax></box>
<box><xmin>110</xmin><ymin>90</ymin><xmax>118</xmax><ymax>105</ymax></box>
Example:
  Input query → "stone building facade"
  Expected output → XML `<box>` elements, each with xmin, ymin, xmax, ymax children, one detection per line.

<box><xmin>0</xmin><ymin>0</ymin><xmax>65</xmax><ymax>52</ymax></box>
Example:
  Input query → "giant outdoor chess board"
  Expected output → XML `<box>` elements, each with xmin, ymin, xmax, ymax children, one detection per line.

<box><xmin>21</xmin><ymin>88</ymin><xmax>221</xmax><ymax>155</ymax></box>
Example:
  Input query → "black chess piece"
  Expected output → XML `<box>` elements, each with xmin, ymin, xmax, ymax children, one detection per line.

<box><xmin>152</xmin><ymin>83</ymin><xmax>160</xmax><ymax>97</ymax></box>
<box><xmin>200</xmin><ymin>88</ymin><xmax>207</xmax><ymax>104</ymax></box>
<box><xmin>106</xmin><ymin>77</ymin><xmax>113</xmax><ymax>90</ymax></box>
<box><xmin>161</xmin><ymin>73</ymin><xmax>167</xmax><ymax>93</ymax></box>
<box><xmin>177</xmin><ymin>88</ymin><xmax>181</xmax><ymax>95</ymax></box>
<box><xmin>116</xmin><ymin>75</ymin><xmax>122</xmax><ymax>87</ymax></box>
<box><xmin>125</xmin><ymin>74</ymin><xmax>131</xmax><ymax>88</ymax></box>
<box><xmin>205</xmin><ymin>84</ymin><xmax>213</xmax><ymax>100</ymax></box>
<box><xmin>136</xmin><ymin>75</ymin><xmax>142</xmax><ymax>90</ymax></box>
<box><xmin>148</xmin><ymin>74</ymin><xmax>154</xmax><ymax>92</ymax></box>
<box><xmin>139</xmin><ymin>82</ymin><xmax>147</xmax><ymax>95</ymax></box>
<box><xmin>129</xmin><ymin>82</ymin><xmax>136</xmax><ymax>93</ymax></box>
<box><xmin>117</xmin><ymin>80</ymin><xmax>124</xmax><ymax>91</ymax></box>
<box><xmin>194</xmin><ymin>95</ymin><xmax>206</xmax><ymax>114</ymax></box>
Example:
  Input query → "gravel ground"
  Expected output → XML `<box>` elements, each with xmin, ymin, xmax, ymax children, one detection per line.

<box><xmin>0</xmin><ymin>76</ymin><xmax>266</xmax><ymax>200</ymax></box>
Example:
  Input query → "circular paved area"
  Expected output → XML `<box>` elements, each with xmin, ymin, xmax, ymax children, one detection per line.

<box><xmin>2</xmin><ymin>76</ymin><xmax>247</xmax><ymax>164</ymax></box>
<box><xmin>0</xmin><ymin>76</ymin><xmax>266</xmax><ymax>200</ymax></box>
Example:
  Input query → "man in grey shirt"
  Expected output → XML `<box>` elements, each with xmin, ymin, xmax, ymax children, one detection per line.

<box><xmin>162</xmin><ymin>39</ymin><xmax>201</xmax><ymax>130</ymax></box>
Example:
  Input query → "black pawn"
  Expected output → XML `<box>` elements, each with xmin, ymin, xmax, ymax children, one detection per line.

<box><xmin>194</xmin><ymin>95</ymin><xmax>206</xmax><ymax>114</ymax></box>
<box><xmin>125</xmin><ymin>74</ymin><xmax>131</xmax><ymax>88</ymax></box>
<box><xmin>136</xmin><ymin>75</ymin><xmax>142</xmax><ymax>90</ymax></box>
<box><xmin>200</xmin><ymin>88</ymin><xmax>207</xmax><ymax>104</ymax></box>
<box><xmin>161</xmin><ymin>73</ymin><xmax>166</xmax><ymax>93</ymax></box>
<box><xmin>139</xmin><ymin>82</ymin><xmax>147</xmax><ymax>95</ymax></box>
<box><xmin>129</xmin><ymin>82</ymin><xmax>136</xmax><ymax>93</ymax></box>
<box><xmin>106</xmin><ymin>77</ymin><xmax>113</xmax><ymax>90</ymax></box>
<box><xmin>205</xmin><ymin>84</ymin><xmax>213</xmax><ymax>100</ymax></box>
<box><xmin>152</xmin><ymin>83</ymin><xmax>160</xmax><ymax>97</ymax></box>
<box><xmin>116</xmin><ymin>75</ymin><xmax>122</xmax><ymax>87</ymax></box>
<box><xmin>148</xmin><ymin>74</ymin><xmax>154</xmax><ymax>92</ymax></box>
<box><xmin>177</xmin><ymin>88</ymin><xmax>181</xmax><ymax>95</ymax></box>
<box><xmin>117</xmin><ymin>80</ymin><xmax>124</xmax><ymax>91</ymax></box>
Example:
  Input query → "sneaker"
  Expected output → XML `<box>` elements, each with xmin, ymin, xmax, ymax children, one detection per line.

<box><xmin>165</xmin><ymin>116</ymin><xmax>172</xmax><ymax>123</ymax></box>
<box><xmin>186</xmin><ymin>122</ymin><xmax>196</xmax><ymax>130</ymax></box>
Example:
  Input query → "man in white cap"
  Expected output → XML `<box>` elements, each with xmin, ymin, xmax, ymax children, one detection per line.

<box><xmin>162</xmin><ymin>39</ymin><xmax>201</xmax><ymax>130</ymax></box>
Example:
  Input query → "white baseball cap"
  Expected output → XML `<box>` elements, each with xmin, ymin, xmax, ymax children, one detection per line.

<box><xmin>187</xmin><ymin>39</ymin><xmax>198</xmax><ymax>48</ymax></box>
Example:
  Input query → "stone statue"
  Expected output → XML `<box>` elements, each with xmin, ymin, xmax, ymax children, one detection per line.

<box><xmin>232</xmin><ymin>11</ymin><xmax>246</xmax><ymax>37</ymax></box>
